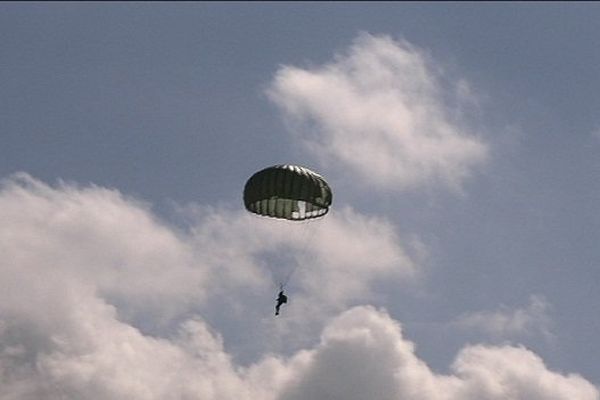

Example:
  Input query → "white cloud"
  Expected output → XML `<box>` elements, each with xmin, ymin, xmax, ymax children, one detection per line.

<box><xmin>281</xmin><ymin>306</ymin><xmax>598</xmax><ymax>400</ymax></box>
<box><xmin>453</xmin><ymin>295</ymin><xmax>554</xmax><ymax>341</ymax></box>
<box><xmin>267</xmin><ymin>33</ymin><xmax>488</xmax><ymax>191</ymax></box>
<box><xmin>0</xmin><ymin>173</ymin><xmax>204</xmax><ymax>325</ymax></box>
<box><xmin>0</xmin><ymin>175</ymin><xmax>596</xmax><ymax>399</ymax></box>
<box><xmin>0</xmin><ymin>173</ymin><xmax>412</xmax><ymax>321</ymax></box>
<box><xmin>179</xmin><ymin>204</ymin><xmax>417</xmax><ymax>353</ymax></box>
<box><xmin>185</xmin><ymin>203</ymin><xmax>415</xmax><ymax>304</ymax></box>
<box><xmin>0</xmin><ymin>174</ymin><xmax>414</xmax><ymax>397</ymax></box>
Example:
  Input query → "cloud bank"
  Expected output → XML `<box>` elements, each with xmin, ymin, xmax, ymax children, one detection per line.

<box><xmin>0</xmin><ymin>173</ymin><xmax>408</xmax><ymax>397</ymax></box>
<box><xmin>281</xmin><ymin>306</ymin><xmax>598</xmax><ymax>400</ymax></box>
<box><xmin>0</xmin><ymin>174</ymin><xmax>597</xmax><ymax>399</ymax></box>
<box><xmin>267</xmin><ymin>33</ymin><xmax>488</xmax><ymax>190</ymax></box>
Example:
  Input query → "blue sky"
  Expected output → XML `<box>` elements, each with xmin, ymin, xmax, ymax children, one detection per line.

<box><xmin>1</xmin><ymin>3</ymin><xmax>599</xmax><ymax>399</ymax></box>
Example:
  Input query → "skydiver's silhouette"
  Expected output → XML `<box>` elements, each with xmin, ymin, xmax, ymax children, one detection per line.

<box><xmin>275</xmin><ymin>290</ymin><xmax>288</xmax><ymax>316</ymax></box>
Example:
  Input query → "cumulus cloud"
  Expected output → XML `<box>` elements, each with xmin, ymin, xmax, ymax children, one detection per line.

<box><xmin>0</xmin><ymin>174</ymin><xmax>597</xmax><ymax>398</ymax></box>
<box><xmin>281</xmin><ymin>306</ymin><xmax>598</xmax><ymax>400</ymax></box>
<box><xmin>140</xmin><ymin>202</ymin><xmax>416</xmax><ymax>355</ymax></box>
<box><xmin>267</xmin><ymin>33</ymin><xmax>488</xmax><ymax>190</ymax></box>
<box><xmin>0</xmin><ymin>173</ymin><xmax>203</xmax><ymax>325</ymax></box>
<box><xmin>0</xmin><ymin>173</ymin><xmax>411</xmax><ymax>314</ymax></box>
<box><xmin>0</xmin><ymin>173</ymin><xmax>415</xmax><ymax>397</ymax></box>
<box><xmin>452</xmin><ymin>295</ymin><xmax>554</xmax><ymax>342</ymax></box>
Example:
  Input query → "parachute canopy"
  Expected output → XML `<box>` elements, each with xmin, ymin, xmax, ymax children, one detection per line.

<box><xmin>243</xmin><ymin>164</ymin><xmax>332</xmax><ymax>221</ymax></box>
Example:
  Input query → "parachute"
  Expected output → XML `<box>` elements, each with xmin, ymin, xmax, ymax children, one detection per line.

<box><xmin>243</xmin><ymin>164</ymin><xmax>332</xmax><ymax>221</ymax></box>
<box><xmin>243</xmin><ymin>164</ymin><xmax>332</xmax><ymax>299</ymax></box>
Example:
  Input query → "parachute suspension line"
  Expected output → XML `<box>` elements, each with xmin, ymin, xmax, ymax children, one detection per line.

<box><xmin>278</xmin><ymin>219</ymin><xmax>314</xmax><ymax>290</ymax></box>
<box><xmin>285</xmin><ymin>207</ymin><xmax>335</xmax><ymax>288</ymax></box>
<box><xmin>242</xmin><ymin>164</ymin><xmax>332</xmax><ymax>291</ymax></box>
<box><xmin>279</xmin><ymin>263</ymin><xmax>297</xmax><ymax>290</ymax></box>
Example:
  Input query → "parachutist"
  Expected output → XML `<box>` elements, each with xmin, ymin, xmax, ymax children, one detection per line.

<box><xmin>275</xmin><ymin>290</ymin><xmax>288</xmax><ymax>316</ymax></box>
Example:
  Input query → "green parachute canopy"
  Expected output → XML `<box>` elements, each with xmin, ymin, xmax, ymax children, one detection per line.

<box><xmin>243</xmin><ymin>164</ymin><xmax>332</xmax><ymax>221</ymax></box>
